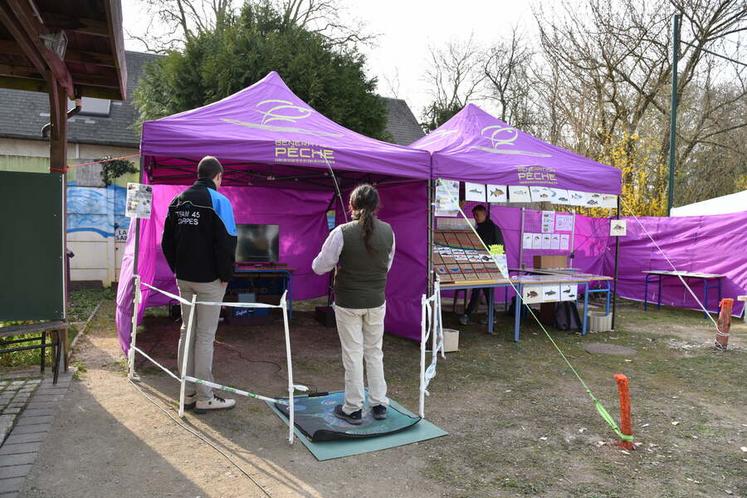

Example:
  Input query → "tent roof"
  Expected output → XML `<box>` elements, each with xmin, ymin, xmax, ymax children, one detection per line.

<box><xmin>671</xmin><ymin>190</ymin><xmax>747</xmax><ymax>217</ymax></box>
<box><xmin>410</xmin><ymin>104</ymin><xmax>622</xmax><ymax>195</ymax></box>
<box><xmin>141</xmin><ymin>71</ymin><xmax>430</xmax><ymax>185</ymax></box>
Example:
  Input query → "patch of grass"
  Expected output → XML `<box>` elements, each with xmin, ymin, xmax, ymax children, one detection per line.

<box><xmin>67</xmin><ymin>288</ymin><xmax>113</xmax><ymax>322</ymax></box>
<box><xmin>0</xmin><ymin>334</ymin><xmax>55</xmax><ymax>368</ymax></box>
<box><xmin>72</xmin><ymin>360</ymin><xmax>87</xmax><ymax>380</ymax></box>
<box><xmin>0</xmin><ymin>288</ymin><xmax>107</xmax><ymax>369</ymax></box>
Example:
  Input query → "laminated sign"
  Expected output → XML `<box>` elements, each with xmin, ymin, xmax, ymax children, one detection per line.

<box><xmin>125</xmin><ymin>183</ymin><xmax>153</xmax><ymax>219</ymax></box>
<box><xmin>489</xmin><ymin>244</ymin><xmax>508</xmax><ymax>278</ymax></box>
<box><xmin>435</xmin><ymin>179</ymin><xmax>459</xmax><ymax>217</ymax></box>
<box><xmin>610</xmin><ymin>219</ymin><xmax>627</xmax><ymax>237</ymax></box>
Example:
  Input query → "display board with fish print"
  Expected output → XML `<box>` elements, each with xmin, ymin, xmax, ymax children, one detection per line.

<box><xmin>433</xmin><ymin>230</ymin><xmax>506</xmax><ymax>284</ymax></box>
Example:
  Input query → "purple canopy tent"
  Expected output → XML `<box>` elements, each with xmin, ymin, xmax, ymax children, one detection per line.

<box><xmin>411</xmin><ymin>104</ymin><xmax>624</xmax><ymax>325</ymax></box>
<box><xmin>115</xmin><ymin>71</ymin><xmax>431</xmax><ymax>354</ymax></box>
<box><xmin>411</xmin><ymin>104</ymin><xmax>622</xmax><ymax>194</ymax></box>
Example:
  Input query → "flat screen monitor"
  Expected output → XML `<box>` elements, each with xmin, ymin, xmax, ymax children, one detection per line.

<box><xmin>236</xmin><ymin>224</ymin><xmax>279</xmax><ymax>263</ymax></box>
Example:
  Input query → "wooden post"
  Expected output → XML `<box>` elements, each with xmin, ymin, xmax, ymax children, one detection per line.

<box><xmin>715</xmin><ymin>298</ymin><xmax>733</xmax><ymax>351</ymax></box>
<box><xmin>48</xmin><ymin>80</ymin><xmax>68</xmax><ymax>174</ymax></box>
<box><xmin>614</xmin><ymin>373</ymin><xmax>634</xmax><ymax>450</ymax></box>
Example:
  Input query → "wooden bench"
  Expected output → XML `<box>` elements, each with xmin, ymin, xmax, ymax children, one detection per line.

<box><xmin>0</xmin><ymin>321</ymin><xmax>67</xmax><ymax>384</ymax></box>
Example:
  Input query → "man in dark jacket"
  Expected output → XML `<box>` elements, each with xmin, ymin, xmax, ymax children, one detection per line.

<box><xmin>162</xmin><ymin>156</ymin><xmax>237</xmax><ymax>413</ymax></box>
<box><xmin>459</xmin><ymin>204</ymin><xmax>504</xmax><ymax>325</ymax></box>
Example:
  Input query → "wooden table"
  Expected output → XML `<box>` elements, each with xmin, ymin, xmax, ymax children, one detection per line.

<box><xmin>642</xmin><ymin>270</ymin><xmax>724</xmax><ymax>318</ymax></box>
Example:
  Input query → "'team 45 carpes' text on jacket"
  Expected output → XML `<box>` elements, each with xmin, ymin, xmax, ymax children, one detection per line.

<box><xmin>161</xmin><ymin>178</ymin><xmax>237</xmax><ymax>283</ymax></box>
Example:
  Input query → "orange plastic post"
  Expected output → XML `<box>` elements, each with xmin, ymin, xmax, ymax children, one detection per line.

<box><xmin>715</xmin><ymin>298</ymin><xmax>733</xmax><ymax>351</ymax></box>
<box><xmin>614</xmin><ymin>374</ymin><xmax>634</xmax><ymax>450</ymax></box>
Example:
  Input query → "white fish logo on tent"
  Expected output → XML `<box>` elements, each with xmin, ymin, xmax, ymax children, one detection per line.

<box><xmin>472</xmin><ymin>125</ymin><xmax>551</xmax><ymax>158</ymax></box>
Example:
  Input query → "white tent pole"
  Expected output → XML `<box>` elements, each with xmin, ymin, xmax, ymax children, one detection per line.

<box><xmin>178</xmin><ymin>295</ymin><xmax>197</xmax><ymax>418</ymax></box>
<box><xmin>281</xmin><ymin>292</ymin><xmax>295</xmax><ymax>445</ymax></box>
<box><xmin>419</xmin><ymin>294</ymin><xmax>427</xmax><ymax>418</ymax></box>
<box><xmin>128</xmin><ymin>274</ymin><xmax>141</xmax><ymax>380</ymax></box>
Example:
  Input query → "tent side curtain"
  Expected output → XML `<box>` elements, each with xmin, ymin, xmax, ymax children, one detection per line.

<box><xmin>115</xmin><ymin>182</ymin><xmax>428</xmax><ymax>353</ymax></box>
<box><xmin>411</xmin><ymin>104</ymin><xmax>622</xmax><ymax>195</ymax></box>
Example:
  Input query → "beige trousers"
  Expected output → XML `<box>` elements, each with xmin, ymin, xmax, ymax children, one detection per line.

<box><xmin>334</xmin><ymin>303</ymin><xmax>389</xmax><ymax>414</ymax></box>
<box><xmin>177</xmin><ymin>279</ymin><xmax>227</xmax><ymax>402</ymax></box>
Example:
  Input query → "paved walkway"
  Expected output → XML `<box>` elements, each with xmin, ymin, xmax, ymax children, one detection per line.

<box><xmin>0</xmin><ymin>373</ymin><xmax>72</xmax><ymax>497</ymax></box>
<box><xmin>0</xmin><ymin>379</ymin><xmax>41</xmax><ymax>444</ymax></box>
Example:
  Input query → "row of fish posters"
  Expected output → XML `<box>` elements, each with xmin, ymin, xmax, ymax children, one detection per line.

<box><xmin>523</xmin><ymin>210</ymin><xmax>574</xmax><ymax>251</ymax></box>
<box><xmin>462</xmin><ymin>182</ymin><xmax>617</xmax><ymax>208</ymax></box>
<box><xmin>522</xmin><ymin>232</ymin><xmax>571</xmax><ymax>251</ymax></box>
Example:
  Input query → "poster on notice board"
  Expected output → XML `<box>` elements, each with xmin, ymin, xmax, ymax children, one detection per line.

<box><xmin>435</xmin><ymin>179</ymin><xmax>459</xmax><ymax>217</ymax></box>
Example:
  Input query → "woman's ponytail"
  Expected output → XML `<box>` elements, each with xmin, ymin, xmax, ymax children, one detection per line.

<box><xmin>349</xmin><ymin>184</ymin><xmax>380</xmax><ymax>254</ymax></box>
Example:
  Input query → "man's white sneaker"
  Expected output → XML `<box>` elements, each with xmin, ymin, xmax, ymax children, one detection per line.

<box><xmin>194</xmin><ymin>395</ymin><xmax>236</xmax><ymax>413</ymax></box>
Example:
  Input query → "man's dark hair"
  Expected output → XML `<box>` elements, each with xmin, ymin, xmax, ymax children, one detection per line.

<box><xmin>197</xmin><ymin>156</ymin><xmax>223</xmax><ymax>179</ymax></box>
<box><xmin>472</xmin><ymin>204</ymin><xmax>487</xmax><ymax>214</ymax></box>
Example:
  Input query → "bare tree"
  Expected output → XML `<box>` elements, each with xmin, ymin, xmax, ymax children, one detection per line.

<box><xmin>482</xmin><ymin>28</ymin><xmax>536</xmax><ymax>129</ymax></box>
<box><xmin>382</xmin><ymin>67</ymin><xmax>401</xmax><ymax>99</ymax></box>
<box><xmin>533</xmin><ymin>0</ymin><xmax>747</xmax><ymax>212</ymax></box>
<box><xmin>130</xmin><ymin>0</ymin><xmax>236</xmax><ymax>52</ymax></box>
<box><xmin>277</xmin><ymin>0</ymin><xmax>376</xmax><ymax>47</ymax></box>
<box><xmin>421</xmin><ymin>36</ymin><xmax>485</xmax><ymax>130</ymax></box>
<box><xmin>129</xmin><ymin>0</ymin><xmax>375</xmax><ymax>52</ymax></box>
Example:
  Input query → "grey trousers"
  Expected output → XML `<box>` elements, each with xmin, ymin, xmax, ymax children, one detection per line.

<box><xmin>177</xmin><ymin>279</ymin><xmax>227</xmax><ymax>402</ymax></box>
<box><xmin>334</xmin><ymin>303</ymin><xmax>389</xmax><ymax>414</ymax></box>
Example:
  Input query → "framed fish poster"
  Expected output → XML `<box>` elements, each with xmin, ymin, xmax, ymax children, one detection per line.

<box><xmin>549</xmin><ymin>188</ymin><xmax>570</xmax><ymax>205</ymax></box>
<box><xmin>465</xmin><ymin>183</ymin><xmax>486</xmax><ymax>202</ymax></box>
<box><xmin>508</xmin><ymin>186</ymin><xmax>531</xmax><ymax>203</ymax></box>
<box><xmin>530</xmin><ymin>186</ymin><xmax>552</xmax><ymax>202</ymax></box>
<box><xmin>586</xmin><ymin>192</ymin><xmax>604</xmax><ymax>207</ymax></box>
<box><xmin>487</xmin><ymin>184</ymin><xmax>508</xmax><ymax>203</ymax></box>
<box><xmin>600</xmin><ymin>194</ymin><xmax>618</xmax><ymax>209</ymax></box>
<box><xmin>566</xmin><ymin>190</ymin><xmax>588</xmax><ymax>207</ymax></box>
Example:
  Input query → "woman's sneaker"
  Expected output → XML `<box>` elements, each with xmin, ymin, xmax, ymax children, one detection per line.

<box><xmin>334</xmin><ymin>404</ymin><xmax>362</xmax><ymax>425</ymax></box>
<box><xmin>372</xmin><ymin>405</ymin><xmax>387</xmax><ymax>420</ymax></box>
<box><xmin>194</xmin><ymin>395</ymin><xmax>236</xmax><ymax>413</ymax></box>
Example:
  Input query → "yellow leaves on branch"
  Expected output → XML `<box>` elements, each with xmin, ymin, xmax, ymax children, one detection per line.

<box><xmin>597</xmin><ymin>132</ymin><xmax>666</xmax><ymax>217</ymax></box>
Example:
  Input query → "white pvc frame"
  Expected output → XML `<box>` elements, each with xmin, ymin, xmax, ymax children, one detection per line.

<box><xmin>419</xmin><ymin>279</ymin><xmax>444</xmax><ymax>418</ymax></box>
<box><xmin>128</xmin><ymin>278</ymin><xmax>299</xmax><ymax>444</ymax></box>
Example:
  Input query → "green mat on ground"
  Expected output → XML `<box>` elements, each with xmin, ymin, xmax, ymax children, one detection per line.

<box><xmin>267</xmin><ymin>391</ymin><xmax>448</xmax><ymax>461</ymax></box>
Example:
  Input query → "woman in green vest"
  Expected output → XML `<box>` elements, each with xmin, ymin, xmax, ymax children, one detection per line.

<box><xmin>312</xmin><ymin>184</ymin><xmax>396</xmax><ymax>424</ymax></box>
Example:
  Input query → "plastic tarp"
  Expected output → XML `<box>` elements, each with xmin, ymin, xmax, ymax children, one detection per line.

<box><xmin>483</xmin><ymin>207</ymin><xmax>746</xmax><ymax>317</ymax></box>
<box><xmin>670</xmin><ymin>190</ymin><xmax>747</xmax><ymax>217</ymax></box>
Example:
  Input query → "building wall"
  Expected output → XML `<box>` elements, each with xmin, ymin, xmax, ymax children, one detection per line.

<box><xmin>0</xmin><ymin>137</ymin><xmax>139</xmax><ymax>286</ymax></box>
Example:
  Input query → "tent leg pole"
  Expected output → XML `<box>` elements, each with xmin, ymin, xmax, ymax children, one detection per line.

<box><xmin>128</xmin><ymin>213</ymin><xmax>141</xmax><ymax>380</ymax></box>
<box><xmin>569</xmin><ymin>208</ymin><xmax>577</xmax><ymax>264</ymax></box>
<box><xmin>612</xmin><ymin>198</ymin><xmax>621</xmax><ymax>330</ymax></box>
<box><xmin>519</xmin><ymin>207</ymin><xmax>525</xmax><ymax>269</ymax></box>
<box><xmin>129</xmin><ymin>156</ymin><xmax>145</xmax><ymax>377</ymax></box>
<box><xmin>427</xmin><ymin>179</ymin><xmax>434</xmax><ymax>294</ymax></box>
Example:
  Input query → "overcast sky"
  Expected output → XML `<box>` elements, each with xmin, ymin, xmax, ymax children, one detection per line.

<box><xmin>122</xmin><ymin>1</ymin><xmax>541</xmax><ymax>119</ymax></box>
